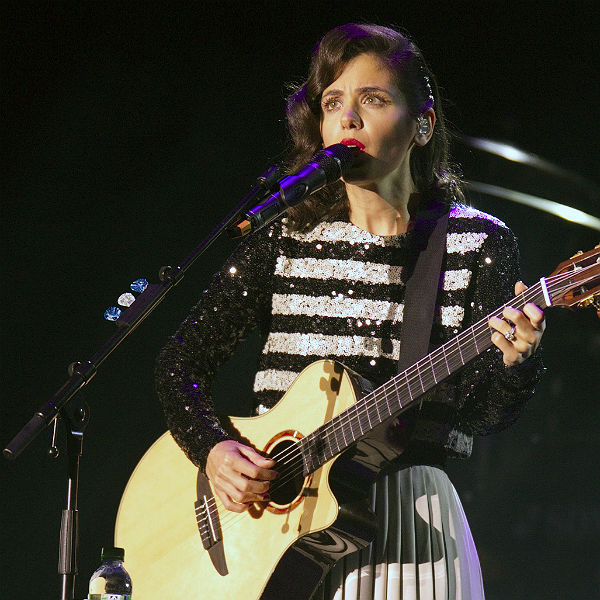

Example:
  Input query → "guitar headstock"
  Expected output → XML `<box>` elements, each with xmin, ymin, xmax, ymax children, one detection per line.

<box><xmin>548</xmin><ymin>245</ymin><xmax>600</xmax><ymax>315</ymax></box>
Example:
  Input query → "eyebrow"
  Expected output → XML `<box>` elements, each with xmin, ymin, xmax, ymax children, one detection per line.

<box><xmin>321</xmin><ymin>86</ymin><xmax>392</xmax><ymax>99</ymax></box>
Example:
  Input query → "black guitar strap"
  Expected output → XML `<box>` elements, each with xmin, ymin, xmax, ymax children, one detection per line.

<box><xmin>397</xmin><ymin>201</ymin><xmax>449</xmax><ymax>373</ymax></box>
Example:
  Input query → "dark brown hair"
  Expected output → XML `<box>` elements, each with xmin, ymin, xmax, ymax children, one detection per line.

<box><xmin>285</xmin><ymin>23</ymin><xmax>462</xmax><ymax>231</ymax></box>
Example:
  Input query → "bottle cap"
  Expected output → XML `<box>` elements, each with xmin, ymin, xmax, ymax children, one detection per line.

<box><xmin>100</xmin><ymin>546</ymin><xmax>125</xmax><ymax>561</ymax></box>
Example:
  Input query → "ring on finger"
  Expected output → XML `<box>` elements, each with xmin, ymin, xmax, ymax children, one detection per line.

<box><xmin>504</xmin><ymin>325</ymin><xmax>516</xmax><ymax>342</ymax></box>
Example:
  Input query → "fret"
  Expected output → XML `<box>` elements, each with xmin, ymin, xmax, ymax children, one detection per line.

<box><xmin>514</xmin><ymin>290</ymin><xmax>526</xmax><ymax>311</ymax></box>
<box><xmin>441</xmin><ymin>343</ymin><xmax>451</xmax><ymax>377</ymax></box>
<box><xmin>388</xmin><ymin>379</ymin><xmax>397</xmax><ymax>414</ymax></box>
<box><xmin>429</xmin><ymin>354</ymin><xmax>438</xmax><ymax>385</ymax></box>
<box><xmin>348</xmin><ymin>409</ymin><xmax>359</xmax><ymax>443</ymax></box>
<box><xmin>402</xmin><ymin>370</ymin><xmax>413</xmax><ymax>403</ymax></box>
<box><xmin>416</xmin><ymin>360</ymin><xmax>426</xmax><ymax>393</ymax></box>
<box><xmin>305</xmin><ymin>432</ymin><xmax>331</xmax><ymax>474</ymax></box>
<box><xmin>322</xmin><ymin>435</ymin><xmax>335</xmax><ymax>463</ymax></box>
<box><xmin>352</xmin><ymin>405</ymin><xmax>365</xmax><ymax>439</ymax></box>
<box><xmin>405</xmin><ymin>368</ymin><xmax>421</xmax><ymax>401</ymax></box>
<box><xmin>457</xmin><ymin>329</ymin><xmax>475</xmax><ymax>364</ymax></box>
<box><xmin>457</xmin><ymin>337</ymin><xmax>465</xmax><ymax>365</ymax></box>
<box><xmin>406</xmin><ymin>367</ymin><xmax>423</xmax><ymax>399</ymax></box>
<box><xmin>373</xmin><ymin>385</ymin><xmax>389</xmax><ymax>426</ymax></box>
<box><xmin>445</xmin><ymin>336</ymin><xmax>464</xmax><ymax>370</ymax></box>
<box><xmin>331</xmin><ymin>425</ymin><xmax>343</xmax><ymax>456</ymax></box>
<box><xmin>339</xmin><ymin>412</ymin><xmax>349</xmax><ymax>448</ymax></box>
<box><xmin>365</xmin><ymin>399</ymin><xmax>373</xmax><ymax>430</ymax></box>
<box><xmin>466</xmin><ymin>326</ymin><xmax>486</xmax><ymax>363</ymax></box>
<box><xmin>471</xmin><ymin>326</ymin><xmax>480</xmax><ymax>355</ymax></box>
<box><xmin>373</xmin><ymin>388</ymin><xmax>384</xmax><ymax>423</ymax></box>
<box><xmin>392</xmin><ymin>377</ymin><xmax>404</xmax><ymax>413</ymax></box>
<box><xmin>430</xmin><ymin>348</ymin><xmax>448</xmax><ymax>384</ymax></box>
<box><xmin>299</xmin><ymin>437</ymin><xmax>312</xmax><ymax>476</ymax></box>
<box><xmin>473</xmin><ymin>328</ymin><xmax>490</xmax><ymax>360</ymax></box>
<box><xmin>371</xmin><ymin>397</ymin><xmax>384</xmax><ymax>428</ymax></box>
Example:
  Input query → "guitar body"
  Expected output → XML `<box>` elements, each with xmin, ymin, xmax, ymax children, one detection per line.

<box><xmin>115</xmin><ymin>245</ymin><xmax>600</xmax><ymax>599</ymax></box>
<box><xmin>115</xmin><ymin>360</ymin><xmax>379</xmax><ymax>600</ymax></box>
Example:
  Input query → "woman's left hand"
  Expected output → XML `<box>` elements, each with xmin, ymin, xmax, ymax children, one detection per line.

<box><xmin>489</xmin><ymin>281</ymin><xmax>546</xmax><ymax>367</ymax></box>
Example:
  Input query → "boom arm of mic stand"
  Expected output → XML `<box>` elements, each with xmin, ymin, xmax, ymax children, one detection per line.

<box><xmin>3</xmin><ymin>168</ymin><xmax>281</xmax><ymax>460</ymax></box>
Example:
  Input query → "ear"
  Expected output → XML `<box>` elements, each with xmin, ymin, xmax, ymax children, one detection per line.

<box><xmin>414</xmin><ymin>108</ymin><xmax>436</xmax><ymax>147</ymax></box>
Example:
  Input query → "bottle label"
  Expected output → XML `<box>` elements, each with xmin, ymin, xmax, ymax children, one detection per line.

<box><xmin>88</xmin><ymin>595</ymin><xmax>132</xmax><ymax>599</ymax></box>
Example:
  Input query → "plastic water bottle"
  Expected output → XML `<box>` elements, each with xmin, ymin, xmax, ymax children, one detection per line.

<box><xmin>88</xmin><ymin>546</ymin><xmax>132</xmax><ymax>599</ymax></box>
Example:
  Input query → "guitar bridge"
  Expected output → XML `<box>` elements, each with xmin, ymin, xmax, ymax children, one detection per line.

<box><xmin>195</xmin><ymin>471</ymin><xmax>228</xmax><ymax>576</ymax></box>
<box><xmin>195</xmin><ymin>473</ymin><xmax>222</xmax><ymax>550</ymax></box>
<box><xmin>195</xmin><ymin>495</ymin><xmax>222</xmax><ymax>549</ymax></box>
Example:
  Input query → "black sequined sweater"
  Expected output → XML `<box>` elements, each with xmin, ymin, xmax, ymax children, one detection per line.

<box><xmin>156</xmin><ymin>204</ymin><xmax>543</xmax><ymax>469</ymax></box>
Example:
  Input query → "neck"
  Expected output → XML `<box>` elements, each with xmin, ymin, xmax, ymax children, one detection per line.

<box><xmin>346</xmin><ymin>181</ymin><xmax>420</xmax><ymax>236</ymax></box>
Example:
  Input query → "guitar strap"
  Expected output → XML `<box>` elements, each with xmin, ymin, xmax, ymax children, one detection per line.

<box><xmin>397</xmin><ymin>200</ymin><xmax>449</xmax><ymax>373</ymax></box>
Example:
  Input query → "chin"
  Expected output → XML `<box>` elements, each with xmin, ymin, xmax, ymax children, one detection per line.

<box><xmin>343</xmin><ymin>164</ymin><xmax>392</xmax><ymax>187</ymax></box>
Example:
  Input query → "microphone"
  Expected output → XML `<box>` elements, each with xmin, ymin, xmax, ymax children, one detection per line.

<box><xmin>228</xmin><ymin>143</ymin><xmax>357</xmax><ymax>237</ymax></box>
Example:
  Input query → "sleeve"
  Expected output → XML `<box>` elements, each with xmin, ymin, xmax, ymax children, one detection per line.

<box><xmin>453</xmin><ymin>223</ymin><xmax>545</xmax><ymax>436</ymax></box>
<box><xmin>154</xmin><ymin>223</ymin><xmax>278</xmax><ymax>469</ymax></box>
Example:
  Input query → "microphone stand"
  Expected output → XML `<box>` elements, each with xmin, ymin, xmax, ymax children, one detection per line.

<box><xmin>57</xmin><ymin>400</ymin><xmax>89</xmax><ymax>600</ymax></box>
<box><xmin>2</xmin><ymin>164</ymin><xmax>281</xmax><ymax>600</ymax></box>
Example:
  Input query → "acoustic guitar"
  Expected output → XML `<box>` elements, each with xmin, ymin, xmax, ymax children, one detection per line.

<box><xmin>115</xmin><ymin>246</ymin><xmax>599</xmax><ymax>599</ymax></box>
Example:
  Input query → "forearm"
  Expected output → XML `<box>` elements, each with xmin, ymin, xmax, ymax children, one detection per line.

<box><xmin>155</xmin><ymin>223</ymin><xmax>277</xmax><ymax>468</ymax></box>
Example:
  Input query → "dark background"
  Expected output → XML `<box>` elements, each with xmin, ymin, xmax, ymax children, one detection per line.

<box><xmin>2</xmin><ymin>2</ymin><xmax>599</xmax><ymax>598</ymax></box>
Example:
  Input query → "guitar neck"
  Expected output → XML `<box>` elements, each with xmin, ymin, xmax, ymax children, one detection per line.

<box><xmin>299</xmin><ymin>279</ymin><xmax>551</xmax><ymax>475</ymax></box>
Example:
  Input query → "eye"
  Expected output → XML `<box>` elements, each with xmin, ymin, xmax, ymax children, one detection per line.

<box><xmin>322</xmin><ymin>97</ymin><xmax>341</xmax><ymax>112</ymax></box>
<box><xmin>363</xmin><ymin>93</ymin><xmax>387</xmax><ymax>106</ymax></box>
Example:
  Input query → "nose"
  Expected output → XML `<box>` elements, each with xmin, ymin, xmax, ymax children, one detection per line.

<box><xmin>340</xmin><ymin>106</ymin><xmax>362</xmax><ymax>129</ymax></box>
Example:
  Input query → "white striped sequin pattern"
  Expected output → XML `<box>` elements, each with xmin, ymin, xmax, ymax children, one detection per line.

<box><xmin>442</xmin><ymin>269</ymin><xmax>472</xmax><ymax>291</ymax></box>
<box><xmin>272</xmin><ymin>293</ymin><xmax>403</xmax><ymax>322</ymax></box>
<box><xmin>446</xmin><ymin>232</ymin><xmax>488</xmax><ymax>254</ymax></box>
<box><xmin>440</xmin><ymin>305</ymin><xmax>465</xmax><ymax>328</ymax></box>
<box><xmin>253</xmin><ymin>369</ymin><xmax>299</xmax><ymax>392</ymax></box>
<box><xmin>275</xmin><ymin>256</ymin><xmax>404</xmax><ymax>284</ymax></box>
<box><xmin>283</xmin><ymin>221</ymin><xmax>407</xmax><ymax>247</ymax></box>
<box><xmin>450</xmin><ymin>204</ymin><xmax>507</xmax><ymax>227</ymax></box>
<box><xmin>262</xmin><ymin>332</ymin><xmax>401</xmax><ymax>360</ymax></box>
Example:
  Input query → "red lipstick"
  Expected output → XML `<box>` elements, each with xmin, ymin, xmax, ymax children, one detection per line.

<box><xmin>340</xmin><ymin>138</ymin><xmax>365</xmax><ymax>152</ymax></box>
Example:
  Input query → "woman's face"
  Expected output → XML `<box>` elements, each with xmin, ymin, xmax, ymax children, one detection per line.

<box><xmin>320</xmin><ymin>52</ymin><xmax>421</xmax><ymax>187</ymax></box>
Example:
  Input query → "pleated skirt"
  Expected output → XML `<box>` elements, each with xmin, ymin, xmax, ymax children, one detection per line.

<box><xmin>313</xmin><ymin>465</ymin><xmax>484</xmax><ymax>600</ymax></box>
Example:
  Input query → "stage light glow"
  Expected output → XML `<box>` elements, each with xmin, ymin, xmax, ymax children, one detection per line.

<box><xmin>465</xmin><ymin>181</ymin><xmax>600</xmax><ymax>231</ymax></box>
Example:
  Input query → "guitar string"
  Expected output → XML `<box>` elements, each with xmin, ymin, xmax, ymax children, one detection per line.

<box><xmin>241</xmin><ymin>265</ymin><xmax>591</xmax><ymax>486</ymax></box>
<box><xmin>204</xmin><ymin>272</ymin><xmax>568</xmax><ymax>534</ymax></box>
<box><xmin>265</xmin><ymin>265</ymin><xmax>589</xmax><ymax>473</ymax></box>
<box><xmin>200</xmin><ymin>268</ymin><xmax>593</xmax><ymax>535</ymax></box>
<box><xmin>208</xmin><ymin>269</ymin><xmax>584</xmax><ymax>535</ymax></box>
<box><xmin>205</xmin><ymin>266</ymin><xmax>597</xmax><ymax>536</ymax></box>
<box><xmin>202</xmin><ymin>294</ymin><xmax>509</xmax><ymax>534</ymax></box>
<box><xmin>287</xmin><ymin>269</ymin><xmax>577</xmax><ymax>471</ymax></box>
<box><xmin>202</xmin><ymin>271</ymin><xmax>570</xmax><ymax>534</ymax></box>
<box><xmin>200</xmin><ymin>289</ymin><xmax>523</xmax><ymax>534</ymax></box>
<box><xmin>246</xmin><ymin>278</ymin><xmax>545</xmax><ymax>473</ymax></box>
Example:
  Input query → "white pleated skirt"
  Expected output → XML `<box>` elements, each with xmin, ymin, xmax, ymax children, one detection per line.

<box><xmin>313</xmin><ymin>465</ymin><xmax>484</xmax><ymax>600</ymax></box>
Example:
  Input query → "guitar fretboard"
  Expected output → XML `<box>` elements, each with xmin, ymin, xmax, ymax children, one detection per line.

<box><xmin>298</xmin><ymin>280</ymin><xmax>550</xmax><ymax>476</ymax></box>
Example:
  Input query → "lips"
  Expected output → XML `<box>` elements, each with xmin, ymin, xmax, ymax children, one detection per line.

<box><xmin>340</xmin><ymin>138</ymin><xmax>365</xmax><ymax>151</ymax></box>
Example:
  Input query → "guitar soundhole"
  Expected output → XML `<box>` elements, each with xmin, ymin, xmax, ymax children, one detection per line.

<box><xmin>268</xmin><ymin>439</ymin><xmax>305</xmax><ymax>507</ymax></box>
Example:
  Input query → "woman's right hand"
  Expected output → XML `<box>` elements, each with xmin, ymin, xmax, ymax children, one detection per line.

<box><xmin>206</xmin><ymin>440</ymin><xmax>277</xmax><ymax>513</ymax></box>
